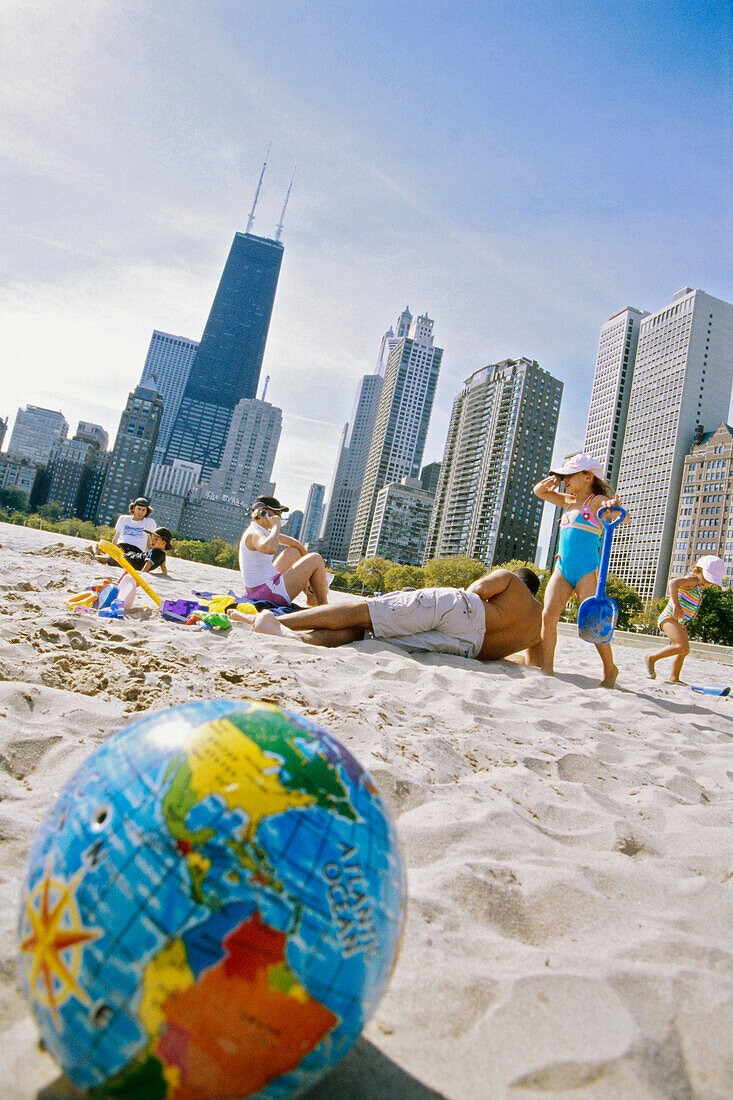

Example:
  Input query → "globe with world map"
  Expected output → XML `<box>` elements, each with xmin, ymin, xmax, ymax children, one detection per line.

<box><xmin>17</xmin><ymin>699</ymin><xmax>407</xmax><ymax>1099</ymax></box>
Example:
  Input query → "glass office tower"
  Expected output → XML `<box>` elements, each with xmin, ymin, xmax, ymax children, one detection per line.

<box><xmin>140</xmin><ymin>330</ymin><xmax>199</xmax><ymax>463</ymax></box>
<box><xmin>163</xmin><ymin>232</ymin><xmax>284</xmax><ymax>480</ymax></box>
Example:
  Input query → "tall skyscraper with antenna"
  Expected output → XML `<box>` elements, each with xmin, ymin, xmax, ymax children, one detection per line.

<box><xmin>161</xmin><ymin>153</ymin><xmax>292</xmax><ymax>481</ymax></box>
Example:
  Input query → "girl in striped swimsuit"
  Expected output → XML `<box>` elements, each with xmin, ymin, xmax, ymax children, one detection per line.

<box><xmin>646</xmin><ymin>555</ymin><xmax>725</xmax><ymax>683</ymax></box>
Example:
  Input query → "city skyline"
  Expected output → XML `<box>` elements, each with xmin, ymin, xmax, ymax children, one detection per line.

<box><xmin>2</xmin><ymin>3</ymin><xmax>730</xmax><ymax>528</ymax></box>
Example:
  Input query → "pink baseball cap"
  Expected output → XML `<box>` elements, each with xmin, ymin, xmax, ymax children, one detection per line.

<box><xmin>550</xmin><ymin>453</ymin><xmax>605</xmax><ymax>479</ymax></box>
<box><xmin>696</xmin><ymin>555</ymin><xmax>725</xmax><ymax>586</ymax></box>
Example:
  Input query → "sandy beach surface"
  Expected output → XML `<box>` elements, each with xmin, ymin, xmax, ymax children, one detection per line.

<box><xmin>1</xmin><ymin>522</ymin><xmax>732</xmax><ymax>1100</ymax></box>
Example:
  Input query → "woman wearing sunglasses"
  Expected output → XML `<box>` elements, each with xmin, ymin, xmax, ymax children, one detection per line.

<box><xmin>237</xmin><ymin>495</ymin><xmax>329</xmax><ymax>609</ymax></box>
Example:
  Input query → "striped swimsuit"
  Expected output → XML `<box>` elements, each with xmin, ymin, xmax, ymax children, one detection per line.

<box><xmin>657</xmin><ymin>583</ymin><xmax>703</xmax><ymax>628</ymax></box>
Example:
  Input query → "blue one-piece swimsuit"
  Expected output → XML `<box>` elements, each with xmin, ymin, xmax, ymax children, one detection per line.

<box><xmin>556</xmin><ymin>499</ymin><xmax>602</xmax><ymax>588</ymax></box>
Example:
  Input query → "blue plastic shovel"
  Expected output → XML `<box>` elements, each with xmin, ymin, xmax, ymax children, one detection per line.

<box><xmin>577</xmin><ymin>506</ymin><xmax>627</xmax><ymax>645</ymax></box>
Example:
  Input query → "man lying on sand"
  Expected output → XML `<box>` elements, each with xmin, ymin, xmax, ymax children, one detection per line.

<box><xmin>238</xmin><ymin>567</ymin><xmax>544</xmax><ymax>664</ymax></box>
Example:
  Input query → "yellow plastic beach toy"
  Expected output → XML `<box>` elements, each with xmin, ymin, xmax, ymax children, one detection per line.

<box><xmin>98</xmin><ymin>540</ymin><xmax>162</xmax><ymax>607</ymax></box>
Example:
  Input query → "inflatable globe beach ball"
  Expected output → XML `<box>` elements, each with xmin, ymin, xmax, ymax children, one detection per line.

<box><xmin>17</xmin><ymin>699</ymin><xmax>407</xmax><ymax>1099</ymax></box>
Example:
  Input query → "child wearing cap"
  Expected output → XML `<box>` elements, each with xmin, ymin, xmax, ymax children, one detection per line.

<box><xmin>119</xmin><ymin>527</ymin><xmax>172</xmax><ymax>575</ymax></box>
<box><xmin>533</xmin><ymin>453</ymin><xmax>627</xmax><ymax>688</ymax></box>
<box><xmin>646</xmin><ymin>556</ymin><xmax>725</xmax><ymax>683</ymax></box>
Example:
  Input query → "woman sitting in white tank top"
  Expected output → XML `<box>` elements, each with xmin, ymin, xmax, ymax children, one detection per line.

<box><xmin>238</xmin><ymin>495</ymin><xmax>330</xmax><ymax>609</ymax></box>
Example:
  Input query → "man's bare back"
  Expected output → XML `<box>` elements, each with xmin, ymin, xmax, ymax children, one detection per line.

<box><xmin>468</xmin><ymin>570</ymin><xmax>543</xmax><ymax>660</ymax></box>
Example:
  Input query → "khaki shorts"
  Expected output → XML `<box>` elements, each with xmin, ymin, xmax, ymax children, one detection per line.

<box><xmin>366</xmin><ymin>588</ymin><xmax>486</xmax><ymax>659</ymax></box>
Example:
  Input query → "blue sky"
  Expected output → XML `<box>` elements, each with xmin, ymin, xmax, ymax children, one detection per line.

<box><xmin>2</xmin><ymin>0</ymin><xmax>731</xmax><ymax>546</ymax></box>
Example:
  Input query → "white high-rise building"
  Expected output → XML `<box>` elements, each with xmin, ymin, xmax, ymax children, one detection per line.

<box><xmin>208</xmin><ymin>397</ymin><xmax>282</xmax><ymax>505</ymax></box>
<box><xmin>146</xmin><ymin>459</ymin><xmax>202</xmax><ymax>498</ymax></box>
<box><xmin>301</xmin><ymin>483</ymin><xmax>326</xmax><ymax>548</ymax></box>
<box><xmin>140</xmin><ymin>330</ymin><xmax>199</xmax><ymax>463</ymax></box>
<box><xmin>8</xmin><ymin>406</ymin><xmax>68</xmax><ymax>465</ymax></box>
<box><xmin>425</xmin><ymin>358</ymin><xmax>562</xmax><ymax>567</ymax></box>
<box><xmin>144</xmin><ymin>459</ymin><xmax>202</xmax><ymax>533</ymax></box>
<box><xmin>609</xmin><ymin>288</ymin><xmax>733</xmax><ymax>600</ymax></box>
<box><xmin>348</xmin><ymin>311</ymin><xmax>442</xmax><ymax>566</ymax></box>
<box><xmin>318</xmin><ymin>314</ymin><xmax>405</xmax><ymax>563</ymax></box>
<box><xmin>584</xmin><ymin>307</ymin><xmax>648</xmax><ymax>487</ymax></box>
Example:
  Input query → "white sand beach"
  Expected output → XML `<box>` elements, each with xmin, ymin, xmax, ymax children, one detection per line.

<box><xmin>1</xmin><ymin>522</ymin><xmax>732</xmax><ymax>1100</ymax></box>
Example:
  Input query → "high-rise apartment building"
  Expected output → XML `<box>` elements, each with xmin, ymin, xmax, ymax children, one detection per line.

<box><xmin>301</xmin><ymin>483</ymin><xmax>326</xmax><ymax>548</ymax></box>
<box><xmin>366</xmin><ymin>477</ymin><xmax>435</xmax><ymax>566</ymax></box>
<box><xmin>425</xmin><ymin>358</ymin><xmax>562</xmax><ymax>567</ymax></box>
<box><xmin>40</xmin><ymin>421</ymin><xmax>108</xmax><ymax>520</ymax></box>
<box><xmin>668</xmin><ymin>422</ymin><xmax>733</xmax><ymax>587</ymax></box>
<box><xmin>348</xmin><ymin>312</ymin><xmax>442</xmax><ymax>566</ymax></box>
<box><xmin>207</xmin><ymin>398</ymin><xmax>282</xmax><ymax>504</ymax></box>
<box><xmin>95</xmin><ymin>386</ymin><xmax>163</xmax><ymax>526</ymax></box>
<box><xmin>7</xmin><ymin>406</ymin><xmax>68</xmax><ymax>465</ymax></box>
<box><xmin>140</xmin><ymin>331</ymin><xmax>199</xmax><ymax>463</ymax></box>
<box><xmin>584</xmin><ymin>307</ymin><xmax>647</xmax><ymax>486</ymax></box>
<box><xmin>43</xmin><ymin>435</ymin><xmax>104</xmax><ymax>518</ymax></box>
<box><xmin>609</xmin><ymin>288</ymin><xmax>733</xmax><ymax>600</ymax></box>
<box><xmin>162</xmin><ymin>232</ymin><xmax>284</xmax><ymax>480</ymax></box>
<box><xmin>0</xmin><ymin>416</ymin><xmax>9</xmax><ymax>452</ymax></box>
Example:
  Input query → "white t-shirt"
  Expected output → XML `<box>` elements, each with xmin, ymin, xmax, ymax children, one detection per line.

<box><xmin>114</xmin><ymin>514</ymin><xmax>156</xmax><ymax>551</ymax></box>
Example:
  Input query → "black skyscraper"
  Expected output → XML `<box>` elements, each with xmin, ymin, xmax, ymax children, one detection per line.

<box><xmin>162</xmin><ymin>232</ymin><xmax>284</xmax><ymax>480</ymax></box>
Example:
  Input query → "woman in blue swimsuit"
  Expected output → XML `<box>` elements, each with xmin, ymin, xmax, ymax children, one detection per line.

<box><xmin>534</xmin><ymin>453</ymin><xmax>627</xmax><ymax>688</ymax></box>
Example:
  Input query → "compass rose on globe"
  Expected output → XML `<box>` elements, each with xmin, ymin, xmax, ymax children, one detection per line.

<box><xmin>18</xmin><ymin>863</ymin><xmax>102</xmax><ymax>1025</ymax></box>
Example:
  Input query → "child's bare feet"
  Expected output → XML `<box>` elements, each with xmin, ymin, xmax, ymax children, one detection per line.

<box><xmin>645</xmin><ymin>655</ymin><xmax>656</xmax><ymax>679</ymax></box>
<box><xmin>666</xmin><ymin>677</ymin><xmax>686</xmax><ymax>685</ymax></box>
<box><xmin>600</xmin><ymin>665</ymin><xmax>619</xmax><ymax>688</ymax></box>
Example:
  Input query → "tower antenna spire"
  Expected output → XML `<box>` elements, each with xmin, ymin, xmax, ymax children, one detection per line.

<box><xmin>275</xmin><ymin>165</ymin><xmax>296</xmax><ymax>241</ymax></box>
<box><xmin>246</xmin><ymin>143</ymin><xmax>271</xmax><ymax>234</ymax></box>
